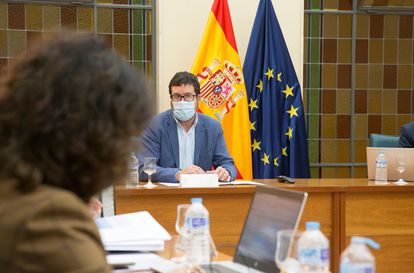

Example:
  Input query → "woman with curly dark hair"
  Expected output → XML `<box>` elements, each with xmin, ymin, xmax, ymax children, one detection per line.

<box><xmin>0</xmin><ymin>32</ymin><xmax>153</xmax><ymax>272</ymax></box>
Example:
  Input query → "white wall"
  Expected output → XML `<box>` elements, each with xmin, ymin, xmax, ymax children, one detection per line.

<box><xmin>156</xmin><ymin>0</ymin><xmax>304</xmax><ymax>112</ymax></box>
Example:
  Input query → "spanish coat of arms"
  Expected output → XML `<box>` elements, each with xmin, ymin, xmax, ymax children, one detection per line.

<box><xmin>197</xmin><ymin>59</ymin><xmax>245</xmax><ymax>121</ymax></box>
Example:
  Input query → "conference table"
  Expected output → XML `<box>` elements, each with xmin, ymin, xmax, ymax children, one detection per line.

<box><xmin>114</xmin><ymin>179</ymin><xmax>414</xmax><ymax>273</ymax></box>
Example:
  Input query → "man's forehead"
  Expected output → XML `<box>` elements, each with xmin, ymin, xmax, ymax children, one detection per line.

<box><xmin>171</xmin><ymin>84</ymin><xmax>195</xmax><ymax>92</ymax></box>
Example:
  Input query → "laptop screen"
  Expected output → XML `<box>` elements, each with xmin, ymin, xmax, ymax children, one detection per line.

<box><xmin>233</xmin><ymin>186</ymin><xmax>307</xmax><ymax>273</ymax></box>
<box><xmin>366</xmin><ymin>147</ymin><xmax>414</xmax><ymax>181</ymax></box>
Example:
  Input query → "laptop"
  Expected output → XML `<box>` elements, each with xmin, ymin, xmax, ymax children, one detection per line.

<box><xmin>202</xmin><ymin>185</ymin><xmax>308</xmax><ymax>273</ymax></box>
<box><xmin>366</xmin><ymin>147</ymin><xmax>414</xmax><ymax>181</ymax></box>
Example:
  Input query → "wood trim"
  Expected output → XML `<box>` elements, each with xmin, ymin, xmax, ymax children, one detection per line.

<box><xmin>331</xmin><ymin>192</ymin><xmax>342</xmax><ymax>273</ymax></box>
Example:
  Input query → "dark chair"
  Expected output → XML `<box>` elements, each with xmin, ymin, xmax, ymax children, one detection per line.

<box><xmin>370</xmin><ymin>133</ymin><xmax>399</xmax><ymax>147</ymax></box>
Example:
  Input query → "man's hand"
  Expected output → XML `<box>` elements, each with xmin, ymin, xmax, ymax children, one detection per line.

<box><xmin>214</xmin><ymin>166</ymin><xmax>231</xmax><ymax>182</ymax></box>
<box><xmin>88</xmin><ymin>197</ymin><xmax>102</xmax><ymax>220</ymax></box>
<box><xmin>175</xmin><ymin>165</ymin><xmax>205</xmax><ymax>181</ymax></box>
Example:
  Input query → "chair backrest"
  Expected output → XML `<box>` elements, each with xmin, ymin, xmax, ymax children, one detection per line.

<box><xmin>370</xmin><ymin>133</ymin><xmax>400</xmax><ymax>147</ymax></box>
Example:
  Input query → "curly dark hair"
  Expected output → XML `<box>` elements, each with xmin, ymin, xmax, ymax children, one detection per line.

<box><xmin>168</xmin><ymin>71</ymin><xmax>200</xmax><ymax>95</ymax></box>
<box><xmin>0</xmin><ymin>33</ymin><xmax>153</xmax><ymax>202</ymax></box>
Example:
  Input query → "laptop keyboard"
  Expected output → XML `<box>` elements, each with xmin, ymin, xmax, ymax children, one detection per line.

<box><xmin>201</xmin><ymin>264</ymin><xmax>241</xmax><ymax>273</ymax></box>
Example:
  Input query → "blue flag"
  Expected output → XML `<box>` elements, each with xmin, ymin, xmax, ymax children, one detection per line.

<box><xmin>243</xmin><ymin>0</ymin><xmax>310</xmax><ymax>178</ymax></box>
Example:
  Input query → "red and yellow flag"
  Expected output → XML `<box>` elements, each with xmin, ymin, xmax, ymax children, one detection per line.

<box><xmin>192</xmin><ymin>0</ymin><xmax>252</xmax><ymax>180</ymax></box>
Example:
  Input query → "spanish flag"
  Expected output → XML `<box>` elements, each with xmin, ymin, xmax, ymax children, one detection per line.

<box><xmin>192</xmin><ymin>0</ymin><xmax>252</xmax><ymax>180</ymax></box>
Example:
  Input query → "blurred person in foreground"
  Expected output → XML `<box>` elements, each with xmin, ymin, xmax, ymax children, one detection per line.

<box><xmin>399</xmin><ymin>121</ymin><xmax>414</xmax><ymax>148</ymax></box>
<box><xmin>0</xmin><ymin>33</ymin><xmax>152</xmax><ymax>272</ymax></box>
<box><xmin>139</xmin><ymin>71</ymin><xmax>237</xmax><ymax>183</ymax></box>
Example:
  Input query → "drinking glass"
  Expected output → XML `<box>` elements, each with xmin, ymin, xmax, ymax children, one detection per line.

<box><xmin>394</xmin><ymin>154</ymin><xmax>408</xmax><ymax>185</ymax></box>
<box><xmin>275</xmin><ymin>229</ymin><xmax>302</xmax><ymax>273</ymax></box>
<box><xmin>143</xmin><ymin>157</ymin><xmax>157</xmax><ymax>188</ymax></box>
<box><xmin>172</xmin><ymin>204</ymin><xmax>191</xmax><ymax>262</ymax></box>
<box><xmin>172</xmin><ymin>204</ymin><xmax>217</xmax><ymax>263</ymax></box>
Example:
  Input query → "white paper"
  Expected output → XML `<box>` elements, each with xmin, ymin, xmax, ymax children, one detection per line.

<box><xmin>219</xmin><ymin>180</ymin><xmax>264</xmax><ymax>186</ymax></box>
<box><xmin>158</xmin><ymin>182</ymin><xmax>181</xmax><ymax>187</ymax></box>
<box><xmin>96</xmin><ymin>211</ymin><xmax>170</xmax><ymax>251</ymax></box>
<box><xmin>96</xmin><ymin>211</ymin><xmax>163</xmax><ymax>229</ymax></box>
<box><xmin>161</xmin><ymin>180</ymin><xmax>263</xmax><ymax>186</ymax></box>
<box><xmin>107</xmin><ymin>253</ymin><xmax>178</xmax><ymax>272</ymax></box>
<box><xmin>100</xmin><ymin>225</ymin><xmax>170</xmax><ymax>242</ymax></box>
<box><xmin>104</xmin><ymin>239</ymin><xmax>164</xmax><ymax>251</ymax></box>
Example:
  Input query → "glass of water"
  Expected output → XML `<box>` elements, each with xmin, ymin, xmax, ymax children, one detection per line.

<box><xmin>275</xmin><ymin>229</ymin><xmax>302</xmax><ymax>273</ymax></box>
<box><xmin>172</xmin><ymin>204</ymin><xmax>191</xmax><ymax>262</ymax></box>
<box><xmin>143</xmin><ymin>157</ymin><xmax>157</xmax><ymax>188</ymax></box>
<box><xmin>394</xmin><ymin>154</ymin><xmax>408</xmax><ymax>185</ymax></box>
<box><xmin>173</xmin><ymin>204</ymin><xmax>217</xmax><ymax>262</ymax></box>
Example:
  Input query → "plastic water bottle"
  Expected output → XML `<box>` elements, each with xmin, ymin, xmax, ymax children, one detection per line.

<box><xmin>375</xmin><ymin>151</ymin><xmax>387</xmax><ymax>184</ymax></box>
<box><xmin>127</xmin><ymin>153</ymin><xmax>139</xmax><ymax>187</ymax></box>
<box><xmin>298</xmin><ymin>221</ymin><xmax>330</xmax><ymax>272</ymax></box>
<box><xmin>185</xmin><ymin>197</ymin><xmax>210</xmax><ymax>264</ymax></box>
<box><xmin>340</xmin><ymin>236</ymin><xmax>380</xmax><ymax>273</ymax></box>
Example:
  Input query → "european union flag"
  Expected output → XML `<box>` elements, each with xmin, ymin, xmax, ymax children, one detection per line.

<box><xmin>243</xmin><ymin>0</ymin><xmax>310</xmax><ymax>178</ymax></box>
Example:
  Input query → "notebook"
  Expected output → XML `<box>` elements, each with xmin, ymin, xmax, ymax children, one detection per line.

<box><xmin>202</xmin><ymin>185</ymin><xmax>308</xmax><ymax>273</ymax></box>
<box><xmin>366</xmin><ymin>147</ymin><xmax>414</xmax><ymax>182</ymax></box>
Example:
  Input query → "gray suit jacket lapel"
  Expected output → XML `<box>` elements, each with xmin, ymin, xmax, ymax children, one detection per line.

<box><xmin>194</xmin><ymin>118</ymin><xmax>206</xmax><ymax>166</ymax></box>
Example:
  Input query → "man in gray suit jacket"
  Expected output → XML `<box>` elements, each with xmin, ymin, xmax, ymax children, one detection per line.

<box><xmin>139</xmin><ymin>72</ymin><xmax>237</xmax><ymax>183</ymax></box>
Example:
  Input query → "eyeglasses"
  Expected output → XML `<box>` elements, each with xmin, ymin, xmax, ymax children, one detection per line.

<box><xmin>170</xmin><ymin>94</ymin><xmax>197</xmax><ymax>102</ymax></box>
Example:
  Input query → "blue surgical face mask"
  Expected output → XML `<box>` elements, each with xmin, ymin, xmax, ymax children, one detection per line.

<box><xmin>172</xmin><ymin>101</ymin><xmax>196</xmax><ymax>121</ymax></box>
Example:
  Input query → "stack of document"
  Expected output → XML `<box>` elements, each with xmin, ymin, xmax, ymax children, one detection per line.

<box><xmin>107</xmin><ymin>253</ymin><xmax>179</xmax><ymax>272</ymax></box>
<box><xmin>96</xmin><ymin>211</ymin><xmax>171</xmax><ymax>251</ymax></box>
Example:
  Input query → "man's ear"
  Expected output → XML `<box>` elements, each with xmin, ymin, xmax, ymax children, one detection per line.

<box><xmin>195</xmin><ymin>95</ymin><xmax>200</xmax><ymax>108</ymax></box>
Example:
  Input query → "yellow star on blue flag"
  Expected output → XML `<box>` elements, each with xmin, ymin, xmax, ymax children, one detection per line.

<box><xmin>277</xmin><ymin>72</ymin><xmax>282</xmax><ymax>82</ymax></box>
<box><xmin>256</xmin><ymin>80</ymin><xmax>263</xmax><ymax>92</ymax></box>
<box><xmin>261</xmin><ymin>152</ymin><xmax>270</xmax><ymax>165</ymax></box>
<box><xmin>274</xmin><ymin>157</ymin><xmax>279</xmax><ymax>166</ymax></box>
<box><xmin>250</xmin><ymin>121</ymin><xmax>256</xmax><ymax>131</ymax></box>
<box><xmin>285</xmin><ymin>127</ymin><xmax>293</xmax><ymax>140</ymax></box>
<box><xmin>265</xmin><ymin>67</ymin><xmax>274</xmax><ymax>80</ymax></box>
<box><xmin>252</xmin><ymin>139</ymin><xmax>261</xmax><ymax>152</ymax></box>
<box><xmin>282</xmin><ymin>84</ymin><xmax>294</xmax><ymax>98</ymax></box>
<box><xmin>248</xmin><ymin>98</ymin><xmax>258</xmax><ymax>111</ymax></box>
<box><xmin>286</xmin><ymin>105</ymin><xmax>299</xmax><ymax>118</ymax></box>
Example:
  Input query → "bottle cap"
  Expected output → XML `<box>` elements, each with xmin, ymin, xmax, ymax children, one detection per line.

<box><xmin>191</xmin><ymin>197</ymin><xmax>203</xmax><ymax>203</ymax></box>
<box><xmin>351</xmin><ymin>236</ymin><xmax>365</xmax><ymax>244</ymax></box>
<box><xmin>351</xmin><ymin>236</ymin><xmax>380</xmax><ymax>249</ymax></box>
<box><xmin>305</xmin><ymin>221</ymin><xmax>320</xmax><ymax>230</ymax></box>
